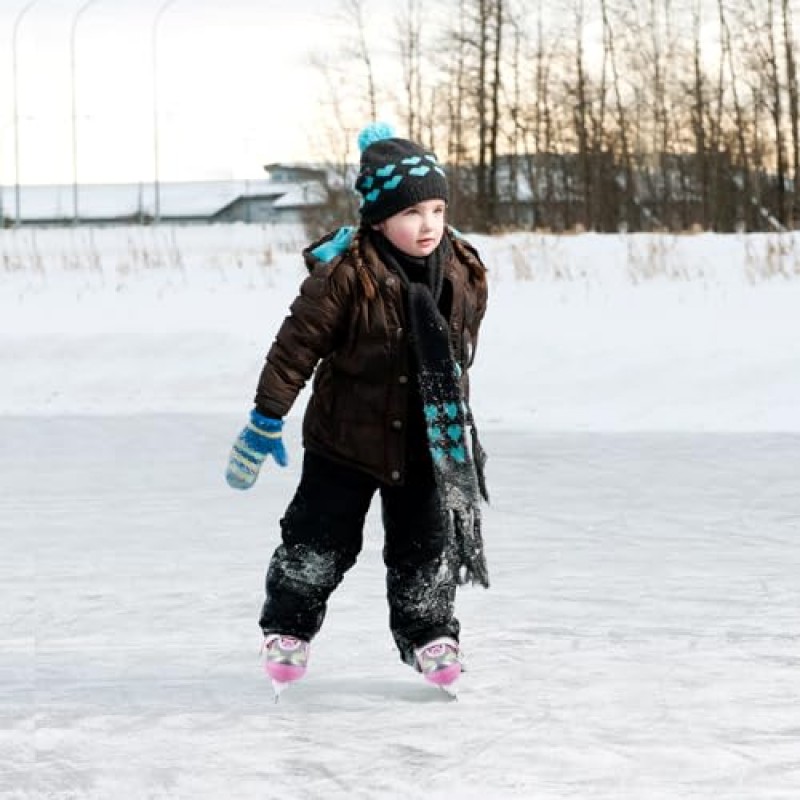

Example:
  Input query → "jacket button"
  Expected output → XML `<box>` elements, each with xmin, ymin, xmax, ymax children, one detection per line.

<box><xmin>391</xmin><ymin>470</ymin><xmax>401</xmax><ymax>481</ymax></box>
<box><xmin>391</xmin><ymin>419</ymin><xmax>403</xmax><ymax>430</ymax></box>
<box><xmin>398</xmin><ymin>375</ymin><xmax>408</xmax><ymax>384</ymax></box>
<box><xmin>386</xmin><ymin>277</ymin><xmax>395</xmax><ymax>287</ymax></box>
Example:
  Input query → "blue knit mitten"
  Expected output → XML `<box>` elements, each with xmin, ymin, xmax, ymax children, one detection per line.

<box><xmin>225</xmin><ymin>410</ymin><xmax>288</xmax><ymax>489</ymax></box>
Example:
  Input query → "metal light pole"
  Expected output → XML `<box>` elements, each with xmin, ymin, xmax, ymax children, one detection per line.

<box><xmin>12</xmin><ymin>0</ymin><xmax>42</xmax><ymax>227</ymax></box>
<box><xmin>70</xmin><ymin>0</ymin><xmax>101</xmax><ymax>225</ymax></box>
<box><xmin>152</xmin><ymin>0</ymin><xmax>179</xmax><ymax>223</ymax></box>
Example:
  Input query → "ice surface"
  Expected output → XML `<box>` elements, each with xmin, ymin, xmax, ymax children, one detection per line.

<box><xmin>2</xmin><ymin>420</ymin><xmax>799</xmax><ymax>798</ymax></box>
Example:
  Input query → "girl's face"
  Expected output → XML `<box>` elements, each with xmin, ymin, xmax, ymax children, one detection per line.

<box><xmin>374</xmin><ymin>198</ymin><xmax>446</xmax><ymax>258</ymax></box>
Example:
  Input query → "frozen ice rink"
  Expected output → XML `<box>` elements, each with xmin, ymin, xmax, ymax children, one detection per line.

<box><xmin>2</xmin><ymin>419</ymin><xmax>799</xmax><ymax>799</ymax></box>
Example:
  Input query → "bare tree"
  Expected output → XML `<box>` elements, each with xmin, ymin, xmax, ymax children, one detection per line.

<box><xmin>535</xmin><ymin>1</ymin><xmax>557</xmax><ymax>228</ymax></box>
<box><xmin>302</xmin><ymin>0</ymin><xmax>800</xmax><ymax>233</ymax></box>
<box><xmin>601</xmin><ymin>0</ymin><xmax>634</xmax><ymax>229</ymax></box>
<box><xmin>397</xmin><ymin>0</ymin><xmax>424</xmax><ymax>141</ymax></box>
<box><xmin>782</xmin><ymin>0</ymin><xmax>799</xmax><ymax>225</ymax></box>
<box><xmin>572</xmin><ymin>0</ymin><xmax>592</xmax><ymax>228</ymax></box>
<box><xmin>719</xmin><ymin>0</ymin><xmax>751</xmax><ymax>228</ymax></box>
<box><xmin>688</xmin><ymin>0</ymin><xmax>711</xmax><ymax>227</ymax></box>
<box><xmin>475</xmin><ymin>0</ymin><xmax>490</xmax><ymax>222</ymax></box>
<box><xmin>442</xmin><ymin>0</ymin><xmax>470</xmax><ymax>224</ymax></box>
<box><xmin>762</xmin><ymin>0</ymin><xmax>788</xmax><ymax>223</ymax></box>
<box><xmin>305</xmin><ymin>54</ymin><xmax>361</xmax><ymax>236</ymax></box>
<box><xmin>340</xmin><ymin>0</ymin><xmax>379</xmax><ymax>121</ymax></box>
<box><xmin>487</xmin><ymin>0</ymin><xmax>504</xmax><ymax>228</ymax></box>
<box><xmin>438</xmin><ymin>0</ymin><xmax>507</xmax><ymax>231</ymax></box>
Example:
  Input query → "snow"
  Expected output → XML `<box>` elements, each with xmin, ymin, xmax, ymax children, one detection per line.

<box><xmin>2</xmin><ymin>224</ymin><xmax>799</xmax><ymax>798</ymax></box>
<box><xmin>3</xmin><ymin>226</ymin><xmax>800</xmax><ymax>429</ymax></box>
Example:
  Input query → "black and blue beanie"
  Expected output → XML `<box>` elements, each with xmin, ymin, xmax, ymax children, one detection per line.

<box><xmin>355</xmin><ymin>122</ymin><xmax>449</xmax><ymax>224</ymax></box>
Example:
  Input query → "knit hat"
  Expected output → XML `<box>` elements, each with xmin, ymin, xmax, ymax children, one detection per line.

<box><xmin>355</xmin><ymin>122</ymin><xmax>449</xmax><ymax>224</ymax></box>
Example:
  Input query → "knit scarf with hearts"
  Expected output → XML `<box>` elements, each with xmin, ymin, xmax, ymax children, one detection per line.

<box><xmin>372</xmin><ymin>232</ymin><xmax>489</xmax><ymax>587</ymax></box>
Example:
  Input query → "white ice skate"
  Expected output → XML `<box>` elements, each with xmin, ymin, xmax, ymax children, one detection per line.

<box><xmin>414</xmin><ymin>637</ymin><xmax>462</xmax><ymax>698</ymax></box>
<box><xmin>262</xmin><ymin>634</ymin><xmax>310</xmax><ymax>701</ymax></box>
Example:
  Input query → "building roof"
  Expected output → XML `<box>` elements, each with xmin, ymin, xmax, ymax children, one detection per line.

<box><xmin>0</xmin><ymin>177</ymin><xmax>326</xmax><ymax>223</ymax></box>
<box><xmin>272</xmin><ymin>182</ymin><xmax>329</xmax><ymax>209</ymax></box>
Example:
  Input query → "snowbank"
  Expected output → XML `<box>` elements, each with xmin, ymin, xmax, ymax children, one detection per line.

<box><xmin>2</xmin><ymin>224</ymin><xmax>799</xmax><ymax>430</ymax></box>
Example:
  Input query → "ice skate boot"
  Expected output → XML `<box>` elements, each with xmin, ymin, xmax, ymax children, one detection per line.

<box><xmin>414</xmin><ymin>637</ymin><xmax>462</xmax><ymax>697</ymax></box>
<box><xmin>263</xmin><ymin>634</ymin><xmax>310</xmax><ymax>700</ymax></box>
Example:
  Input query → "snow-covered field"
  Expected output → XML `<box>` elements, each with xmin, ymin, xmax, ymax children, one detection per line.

<box><xmin>2</xmin><ymin>225</ymin><xmax>799</xmax><ymax>798</ymax></box>
<box><xmin>2</xmin><ymin>224</ymin><xmax>800</xmax><ymax>428</ymax></box>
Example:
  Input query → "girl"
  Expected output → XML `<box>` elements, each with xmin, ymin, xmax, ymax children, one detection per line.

<box><xmin>226</xmin><ymin>123</ymin><xmax>489</xmax><ymax>697</ymax></box>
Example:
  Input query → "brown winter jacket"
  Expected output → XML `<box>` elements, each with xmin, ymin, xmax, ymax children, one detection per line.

<box><xmin>254</xmin><ymin>227</ymin><xmax>488</xmax><ymax>485</ymax></box>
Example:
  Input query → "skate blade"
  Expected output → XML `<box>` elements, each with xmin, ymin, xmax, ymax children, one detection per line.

<box><xmin>437</xmin><ymin>683</ymin><xmax>459</xmax><ymax>699</ymax></box>
<box><xmin>271</xmin><ymin>680</ymin><xmax>290</xmax><ymax>702</ymax></box>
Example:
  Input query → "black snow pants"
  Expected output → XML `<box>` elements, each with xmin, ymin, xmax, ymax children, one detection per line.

<box><xmin>258</xmin><ymin>449</ymin><xmax>458</xmax><ymax>666</ymax></box>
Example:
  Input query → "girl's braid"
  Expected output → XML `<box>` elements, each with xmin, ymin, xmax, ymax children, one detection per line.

<box><xmin>348</xmin><ymin>224</ymin><xmax>378</xmax><ymax>303</ymax></box>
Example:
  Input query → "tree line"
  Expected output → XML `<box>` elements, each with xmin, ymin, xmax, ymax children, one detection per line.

<box><xmin>309</xmin><ymin>0</ymin><xmax>799</xmax><ymax>233</ymax></box>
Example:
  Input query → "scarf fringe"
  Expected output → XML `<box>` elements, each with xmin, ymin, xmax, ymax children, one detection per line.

<box><xmin>450</xmin><ymin>507</ymin><xmax>490</xmax><ymax>588</ymax></box>
<box><xmin>467</xmin><ymin>407</ymin><xmax>489</xmax><ymax>503</ymax></box>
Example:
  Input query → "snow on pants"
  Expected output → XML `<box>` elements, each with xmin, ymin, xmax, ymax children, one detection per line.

<box><xmin>258</xmin><ymin>449</ymin><xmax>458</xmax><ymax>666</ymax></box>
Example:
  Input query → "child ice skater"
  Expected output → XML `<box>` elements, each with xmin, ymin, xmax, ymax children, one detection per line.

<box><xmin>226</xmin><ymin>122</ymin><xmax>489</xmax><ymax>697</ymax></box>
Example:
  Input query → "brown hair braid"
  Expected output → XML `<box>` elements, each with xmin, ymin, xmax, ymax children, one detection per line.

<box><xmin>347</xmin><ymin>224</ymin><xmax>378</xmax><ymax>303</ymax></box>
<box><xmin>327</xmin><ymin>224</ymin><xmax>379</xmax><ymax>328</ymax></box>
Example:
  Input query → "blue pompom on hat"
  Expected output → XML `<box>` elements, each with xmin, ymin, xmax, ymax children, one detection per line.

<box><xmin>357</xmin><ymin>121</ymin><xmax>397</xmax><ymax>153</ymax></box>
<box><xmin>355</xmin><ymin>122</ymin><xmax>449</xmax><ymax>224</ymax></box>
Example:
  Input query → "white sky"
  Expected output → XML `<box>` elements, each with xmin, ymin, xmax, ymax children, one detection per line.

<box><xmin>0</xmin><ymin>0</ymin><xmax>396</xmax><ymax>185</ymax></box>
<box><xmin>0</xmin><ymin>0</ymin><xmax>720</xmax><ymax>188</ymax></box>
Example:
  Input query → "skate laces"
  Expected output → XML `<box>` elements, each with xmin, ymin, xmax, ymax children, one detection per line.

<box><xmin>263</xmin><ymin>634</ymin><xmax>310</xmax><ymax>668</ymax></box>
<box><xmin>414</xmin><ymin>637</ymin><xmax>461</xmax><ymax>676</ymax></box>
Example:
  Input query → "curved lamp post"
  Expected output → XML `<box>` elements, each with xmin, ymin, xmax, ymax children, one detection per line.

<box><xmin>152</xmin><ymin>0</ymin><xmax>179</xmax><ymax>223</ymax></box>
<box><xmin>12</xmin><ymin>0</ymin><xmax>42</xmax><ymax>227</ymax></box>
<box><xmin>70</xmin><ymin>0</ymin><xmax>102</xmax><ymax>224</ymax></box>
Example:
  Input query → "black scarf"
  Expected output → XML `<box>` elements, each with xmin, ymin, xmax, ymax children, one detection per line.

<box><xmin>372</xmin><ymin>231</ymin><xmax>490</xmax><ymax>588</ymax></box>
